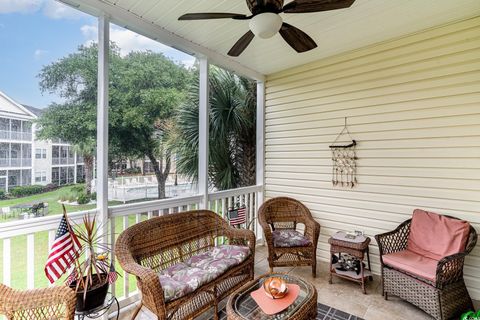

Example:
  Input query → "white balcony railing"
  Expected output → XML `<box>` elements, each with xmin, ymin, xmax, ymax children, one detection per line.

<box><xmin>52</xmin><ymin>157</ymin><xmax>76</xmax><ymax>165</ymax></box>
<box><xmin>0</xmin><ymin>158</ymin><xmax>32</xmax><ymax>167</ymax></box>
<box><xmin>0</xmin><ymin>131</ymin><xmax>32</xmax><ymax>141</ymax></box>
<box><xmin>0</xmin><ymin>185</ymin><xmax>262</xmax><ymax>311</ymax></box>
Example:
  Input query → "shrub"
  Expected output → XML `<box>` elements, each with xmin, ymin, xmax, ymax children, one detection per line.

<box><xmin>90</xmin><ymin>192</ymin><xmax>97</xmax><ymax>201</ymax></box>
<box><xmin>71</xmin><ymin>184</ymin><xmax>86</xmax><ymax>195</ymax></box>
<box><xmin>44</xmin><ymin>183</ymin><xmax>58</xmax><ymax>192</ymax></box>
<box><xmin>10</xmin><ymin>185</ymin><xmax>45</xmax><ymax>197</ymax></box>
<box><xmin>77</xmin><ymin>193</ymin><xmax>91</xmax><ymax>205</ymax></box>
<box><xmin>0</xmin><ymin>190</ymin><xmax>6</xmax><ymax>200</ymax></box>
<box><xmin>58</xmin><ymin>190</ymin><xmax>76</xmax><ymax>202</ymax></box>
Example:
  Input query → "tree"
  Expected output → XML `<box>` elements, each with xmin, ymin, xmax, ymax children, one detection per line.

<box><xmin>37</xmin><ymin>43</ymin><xmax>190</xmax><ymax>199</ymax></box>
<box><xmin>175</xmin><ymin>67</ymin><xmax>256</xmax><ymax>190</ymax></box>
<box><xmin>36</xmin><ymin>44</ymin><xmax>115</xmax><ymax>194</ymax></box>
<box><xmin>110</xmin><ymin>51</ymin><xmax>190</xmax><ymax>198</ymax></box>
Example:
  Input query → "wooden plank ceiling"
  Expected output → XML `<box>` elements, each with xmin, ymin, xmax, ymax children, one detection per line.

<box><xmin>81</xmin><ymin>0</ymin><xmax>480</xmax><ymax>76</ymax></box>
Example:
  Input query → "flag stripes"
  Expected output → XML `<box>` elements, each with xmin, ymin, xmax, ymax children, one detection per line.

<box><xmin>45</xmin><ymin>215</ymin><xmax>82</xmax><ymax>284</ymax></box>
<box><xmin>229</xmin><ymin>206</ymin><xmax>246</xmax><ymax>226</ymax></box>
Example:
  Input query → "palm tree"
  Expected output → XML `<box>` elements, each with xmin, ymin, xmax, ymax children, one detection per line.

<box><xmin>174</xmin><ymin>67</ymin><xmax>256</xmax><ymax>190</ymax></box>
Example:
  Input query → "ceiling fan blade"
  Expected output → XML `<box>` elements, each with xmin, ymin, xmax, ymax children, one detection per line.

<box><xmin>178</xmin><ymin>13</ymin><xmax>249</xmax><ymax>20</ymax></box>
<box><xmin>279</xmin><ymin>23</ymin><xmax>317</xmax><ymax>53</ymax></box>
<box><xmin>283</xmin><ymin>0</ymin><xmax>355</xmax><ymax>13</ymax></box>
<box><xmin>228</xmin><ymin>31</ymin><xmax>255</xmax><ymax>57</ymax></box>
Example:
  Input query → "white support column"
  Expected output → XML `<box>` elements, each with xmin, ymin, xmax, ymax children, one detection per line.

<box><xmin>198</xmin><ymin>57</ymin><xmax>209</xmax><ymax>209</ymax></box>
<box><xmin>256</xmin><ymin>81</ymin><xmax>265</xmax><ymax>241</ymax></box>
<box><xmin>97</xmin><ymin>15</ymin><xmax>109</xmax><ymax>231</ymax></box>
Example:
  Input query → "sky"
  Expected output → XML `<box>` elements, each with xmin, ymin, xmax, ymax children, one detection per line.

<box><xmin>0</xmin><ymin>0</ymin><xmax>196</xmax><ymax>109</ymax></box>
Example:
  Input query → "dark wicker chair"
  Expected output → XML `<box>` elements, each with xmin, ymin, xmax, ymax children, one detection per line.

<box><xmin>0</xmin><ymin>283</ymin><xmax>76</xmax><ymax>319</ymax></box>
<box><xmin>115</xmin><ymin>210</ymin><xmax>255</xmax><ymax>320</ymax></box>
<box><xmin>258</xmin><ymin>197</ymin><xmax>320</xmax><ymax>277</ymax></box>
<box><xmin>375</xmin><ymin>214</ymin><xmax>477</xmax><ymax>320</ymax></box>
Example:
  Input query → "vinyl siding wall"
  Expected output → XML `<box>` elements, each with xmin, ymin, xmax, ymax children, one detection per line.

<box><xmin>264</xmin><ymin>16</ymin><xmax>480</xmax><ymax>299</ymax></box>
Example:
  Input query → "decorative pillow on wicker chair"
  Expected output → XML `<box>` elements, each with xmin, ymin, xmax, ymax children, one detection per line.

<box><xmin>272</xmin><ymin>229</ymin><xmax>312</xmax><ymax>248</ymax></box>
<box><xmin>408</xmin><ymin>209</ymin><xmax>470</xmax><ymax>260</ymax></box>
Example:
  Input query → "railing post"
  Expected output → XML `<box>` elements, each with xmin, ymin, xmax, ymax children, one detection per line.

<box><xmin>256</xmin><ymin>81</ymin><xmax>265</xmax><ymax>242</ymax></box>
<box><xmin>97</xmin><ymin>14</ymin><xmax>109</xmax><ymax>235</ymax></box>
<box><xmin>198</xmin><ymin>57</ymin><xmax>209</xmax><ymax>209</ymax></box>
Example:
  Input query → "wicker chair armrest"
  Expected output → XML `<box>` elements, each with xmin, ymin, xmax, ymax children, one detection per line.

<box><xmin>375</xmin><ymin>219</ymin><xmax>411</xmax><ymax>260</ymax></box>
<box><xmin>0</xmin><ymin>284</ymin><xmax>76</xmax><ymax>317</ymax></box>
<box><xmin>304</xmin><ymin>218</ymin><xmax>321</xmax><ymax>247</ymax></box>
<box><xmin>115</xmin><ymin>243</ymin><xmax>166</xmax><ymax>316</ymax></box>
<box><xmin>435</xmin><ymin>252</ymin><xmax>468</xmax><ymax>288</ymax></box>
<box><xmin>224</xmin><ymin>226</ymin><xmax>256</xmax><ymax>253</ymax></box>
<box><xmin>258</xmin><ymin>213</ymin><xmax>274</xmax><ymax>246</ymax></box>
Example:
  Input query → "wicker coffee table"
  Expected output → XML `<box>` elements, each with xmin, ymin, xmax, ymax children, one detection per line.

<box><xmin>226</xmin><ymin>273</ymin><xmax>317</xmax><ymax>320</ymax></box>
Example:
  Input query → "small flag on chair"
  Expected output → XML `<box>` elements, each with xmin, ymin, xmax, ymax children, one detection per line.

<box><xmin>45</xmin><ymin>213</ymin><xmax>82</xmax><ymax>284</ymax></box>
<box><xmin>108</xmin><ymin>261</ymin><xmax>118</xmax><ymax>284</ymax></box>
<box><xmin>228</xmin><ymin>206</ymin><xmax>246</xmax><ymax>226</ymax></box>
<box><xmin>65</xmin><ymin>268</ymin><xmax>77</xmax><ymax>286</ymax></box>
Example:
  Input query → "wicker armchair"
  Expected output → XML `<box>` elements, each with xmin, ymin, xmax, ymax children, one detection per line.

<box><xmin>375</xmin><ymin>211</ymin><xmax>477</xmax><ymax>320</ymax></box>
<box><xmin>115</xmin><ymin>210</ymin><xmax>255</xmax><ymax>320</ymax></box>
<box><xmin>0</xmin><ymin>284</ymin><xmax>76</xmax><ymax>319</ymax></box>
<box><xmin>258</xmin><ymin>197</ymin><xmax>320</xmax><ymax>277</ymax></box>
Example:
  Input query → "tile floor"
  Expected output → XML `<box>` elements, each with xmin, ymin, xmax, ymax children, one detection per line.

<box><xmin>120</xmin><ymin>245</ymin><xmax>478</xmax><ymax>320</ymax></box>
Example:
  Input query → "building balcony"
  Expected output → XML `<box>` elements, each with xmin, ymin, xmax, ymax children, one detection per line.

<box><xmin>0</xmin><ymin>158</ymin><xmax>32</xmax><ymax>168</ymax></box>
<box><xmin>0</xmin><ymin>131</ymin><xmax>32</xmax><ymax>141</ymax></box>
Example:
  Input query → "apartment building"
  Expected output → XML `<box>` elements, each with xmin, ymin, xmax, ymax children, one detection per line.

<box><xmin>0</xmin><ymin>90</ymin><xmax>85</xmax><ymax>192</ymax></box>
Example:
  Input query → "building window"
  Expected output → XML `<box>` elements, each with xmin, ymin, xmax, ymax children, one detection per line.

<box><xmin>35</xmin><ymin>148</ymin><xmax>47</xmax><ymax>159</ymax></box>
<box><xmin>35</xmin><ymin>171</ymin><xmax>47</xmax><ymax>183</ymax></box>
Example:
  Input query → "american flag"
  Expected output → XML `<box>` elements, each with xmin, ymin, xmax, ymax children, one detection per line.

<box><xmin>228</xmin><ymin>206</ymin><xmax>246</xmax><ymax>226</ymax></box>
<box><xmin>45</xmin><ymin>215</ymin><xmax>82</xmax><ymax>284</ymax></box>
<box><xmin>108</xmin><ymin>261</ymin><xmax>118</xmax><ymax>284</ymax></box>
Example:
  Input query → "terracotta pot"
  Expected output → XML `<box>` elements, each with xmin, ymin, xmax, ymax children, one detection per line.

<box><xmin>263</xmin><ymin>276</ymin><xmax>288</xmax><ymax>299</ymax></box>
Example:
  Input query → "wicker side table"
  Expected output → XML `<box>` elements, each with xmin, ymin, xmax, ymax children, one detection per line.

<box><xmin>226</xmin><ymin>273</ymin><xmax>317</xmax><ymax>320</ymax></box>
<box><xmin>328</xmin><ymin>234</ymin><xmax>372</xmax><ymax>294</ymax></box>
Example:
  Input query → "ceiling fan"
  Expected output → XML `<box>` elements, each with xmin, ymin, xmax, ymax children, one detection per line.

<box><xmin>178</xmin><ymin>0</ymin><xmax>356</xmax><ymax>57</ymax></box>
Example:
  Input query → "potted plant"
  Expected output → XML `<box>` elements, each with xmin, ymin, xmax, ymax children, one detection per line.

<box><xmin>68</xmin><ymin>213</ymin><xmax>117</xmax><ymax>311</ymax></box>
<box><xmin>45</xmin><ymin>205</ymin><xmax>118</xmax><ymax>312</ymax></box>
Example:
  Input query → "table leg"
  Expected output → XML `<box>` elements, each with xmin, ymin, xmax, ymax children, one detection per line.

<box><xmin>328</xmin><ymin>252</ymin><xmax>333</xmax><ymax>284</ymax></box>
<box><xmin>361</xmin><ymin>260</ymin><xmax>366</xmax><ymax>294</ymax></box>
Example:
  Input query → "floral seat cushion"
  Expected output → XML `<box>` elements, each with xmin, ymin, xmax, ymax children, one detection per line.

<box><xmin>211</xmin><ymin>245</ymin><xmax>251</xmax><ymax>263</ymax></box>
<box><xmin>272</xmin><ymin>229</ymin><xmax>312</xmax><ymax>248</ymax></box>
<box><xmin>158</xmin><ymin>245</ymin><xmax>251</xmax><ymax>302</ymax></box>
<box><xmin>158</xmin><ymin>275</ymin><xmax>192</xmax><ymax>302</ymax></box>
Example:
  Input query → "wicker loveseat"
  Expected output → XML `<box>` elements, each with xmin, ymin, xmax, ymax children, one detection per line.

<box><xmin>259</xmin><ymin>197</ymin><xmax>320</xmax><ymax>277</ymax></box>
<box><xmin>375</xmin><ymin>209</ymin><xmax>477</xmax><ymax>320</ymax></box>
<box><xmin>115</xmin><ymin>210</ymin><xmax>255</xmax><ymax>320</ymax></box>
<box><xmin>0</xmin><ymin>283</ymin><xmax>76</xmax><ymax>319</ymax></box>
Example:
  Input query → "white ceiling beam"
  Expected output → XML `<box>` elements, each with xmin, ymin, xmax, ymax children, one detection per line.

<box><xmin>59</xmin><ymin>0</ymin><xmax>266</xmax><ymax>81</ymax></box>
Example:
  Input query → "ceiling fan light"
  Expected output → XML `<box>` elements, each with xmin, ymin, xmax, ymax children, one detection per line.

<box><xmin>249</xmin><ymin>13</ymin><xmax>283</xmax><ymax>39</ymax></box>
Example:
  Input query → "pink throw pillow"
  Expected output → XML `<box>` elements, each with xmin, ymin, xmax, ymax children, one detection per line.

<box><xmin>407</xmin><ymin>209</ymin><xmax>470</xmax><ymax>260</ymax></box>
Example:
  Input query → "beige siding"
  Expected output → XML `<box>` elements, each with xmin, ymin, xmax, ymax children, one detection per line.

<box><xmin>265</xmin><ymin>16</ymin><xmax>480</xmax><ymax>299</ymax></box>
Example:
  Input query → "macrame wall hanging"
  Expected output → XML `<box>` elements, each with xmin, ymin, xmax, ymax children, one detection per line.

<box><xmin>329</xmin><ymin>117</ymin><xmax>358</xmax><ymax>188</ymax></box>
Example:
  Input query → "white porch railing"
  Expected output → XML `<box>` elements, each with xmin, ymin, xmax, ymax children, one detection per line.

<box><xmin>0</xmin><ymin>185</ymin><xmax>262</xmax><ymax>311</ymax></box>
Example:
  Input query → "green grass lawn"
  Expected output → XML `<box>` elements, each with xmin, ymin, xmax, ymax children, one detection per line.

<box><xmin>0</xmin><ymin>185</ymin><xmax>122</xmax><ymax>222</ymax></box>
